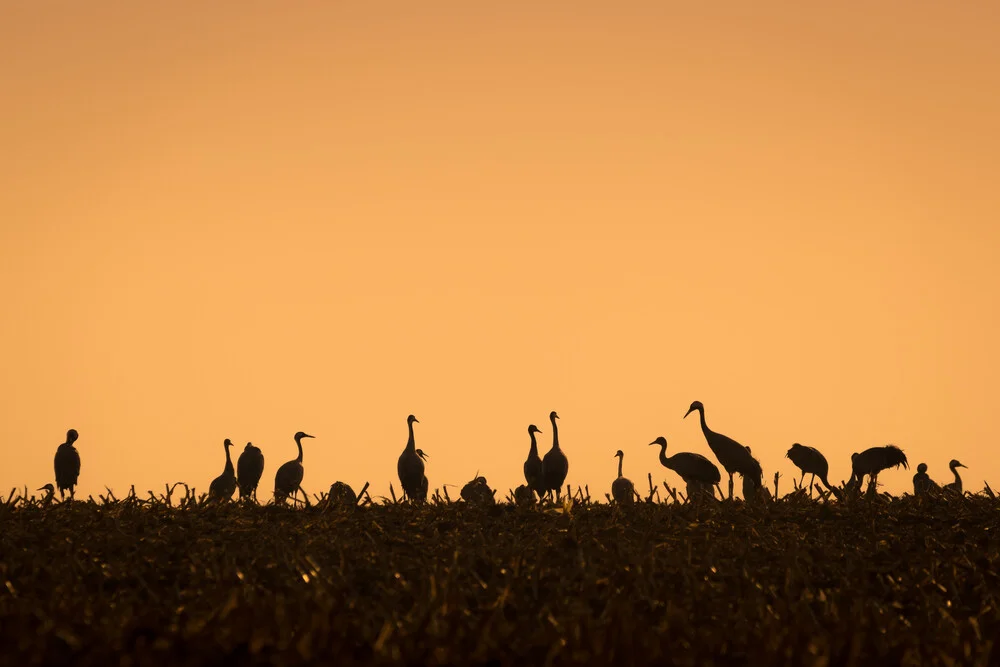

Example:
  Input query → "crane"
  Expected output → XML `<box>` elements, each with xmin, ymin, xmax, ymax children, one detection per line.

<box><xmin>237</xmin><ymin>442</ymin><xmax>264</xmax><ymax>502</ymax></box>
<box><xmin>522</xmin><ymin>424</ymin><xmax>545</xmax><ymax>500</ymax></box>
<box><xmin>943</xmin><ymin>459</ymin><xmax>967</xmax><ymax>496</ymax></box>
<box><xmin>611</xmin><ymin>450</ymin><xmax>635</xmax><ymax>504</ymax></box>
<box><xmin>209</xmin><ymin>439</ymin><xmax>238</xmax><ymax>501</ymax></box>
<box><xmin>274</xmin><ymin>431</ymin><xmax>314</xmax><ymax>504</ymax></box>
<box><xmin>850</xmin><ymin>444</ymin><xmax>908</xmax><ymax>495</ymax></box>
<box><xmin>541</xmin><ymin>411</ymin><xmax>569</xmax><ymax>501</ymax></box>
<box><xmin>684</xmin><ymin>401</ymin><xmax>758</xmax><ymax>500</ymax></box>
<box><xmin>397</xmin><ymin>415</ymin><xmax>427</xmax><ymax>503</ymax></box>
<box><xmin>54</xmin><ymin>429</ymin><xmax>81</xmax><ymax>500</ymax></box>
<box><xmin>649</xmin><ymin>436</ymin><xmax>722</xmax><ymax>502</ymax></box>
<box><xmin>912</xmin><ymin>463</ymin><xmax>940</xmax><ymax>497</ymax></box>
<box><xmin>786</xmin><ymin>443</ymin><xmax>841</xmax><ymax>499</ymax></box>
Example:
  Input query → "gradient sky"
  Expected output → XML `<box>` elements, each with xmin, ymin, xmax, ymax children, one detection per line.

<box><xmin>2</xmin><ymin>1</ymin><xmax>998</xmax><ymax>501</ymax></box>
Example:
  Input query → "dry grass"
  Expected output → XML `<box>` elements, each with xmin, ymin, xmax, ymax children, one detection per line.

<box><xmin>1</xmin><ymin>487</ymin><xmax>999</xmax><ymax>666</ymax></box>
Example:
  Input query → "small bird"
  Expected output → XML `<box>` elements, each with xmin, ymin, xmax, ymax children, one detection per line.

<box><xmin>522</xmin><ymin>425</ymin><xmax>545</xmax><ymax>500</ymax></box>
<box><xmin>649</xmin><ymin>436</ymin><xmax>722</xmax><ymax>502</ymax></box>
<box><xmin>274</xmin><ymin>431</ymin><xmax>314</xmax><ymax>504</ymax></box>
<box><xmin>786</xmin><ymin>443</ymin><xmax>841</xmax><ymax>499</ymax></box>
<box><xmin>209</xmin><ymin>439</ymin><xmax>238</xmax><ymax>501</ymax></box>
<box><xmin>237</xmin><ymin>442</ymin><xmax>265</xmax><ymax>502</ymax></box>
<box><xmin>541</xmin><ymin>411</ymin><xmax>569</xmax><ymax>501</ymax></box>
<box><xmin>611</xmin><ymin>450</ymin><xmax>635</xmax><ymax>505</ymax></box>
<box><xmin>54</xmin><ymin>429</ymin><xmax>81</xmax><ymax>500</ymax></box>
<box><xmin>943</xmin><ymin>459</ymin><xmax>967</xmax><ymax>496</ymax></box>
<box><xmin>397</xmin><ymin>415</ymin><xmax>427</xmax><ymax>502</ymax></box>
<box><xmin>912</xmin><ymin>463</ymin><xmax>940</xmax><ymax>497</ymax></box>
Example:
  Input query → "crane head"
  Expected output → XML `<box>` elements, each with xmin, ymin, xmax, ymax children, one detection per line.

<box><xmin>528</xmin><ymin>424</ymin><xmax>542</xmax><ymax>435</ymax></box>
<box><xmin>950</xmin><ymin>459</ymin><xmax>966</xmax><ymax>469</ymax></box>
<box><xmin>549</xmin><ymin>411</ymin><xmax>559</xmax><ymax>421</ymax></box>
<box><xmin>223</xmin><ymin>438</ymin><xmax>233</xmax><ymax>448</ymax></box>
<box><xmin>407</xmin><ymin>414</ymin><xmax>419</xmax><ymax>425</ymax></box>
<box><xmin>244</xmin><ymin>442</ymin><xmax>254</xmax><ymax>450</ymax></box>
<box><xmin>684</xmin><ymin>401</ymin><xmax>703</xmax><ymax>419</ymax></box>
<box><xmin>648</xmin><ymin>436</ymin><xmax>668</xmax><ymax>449</ymax></box>
<box><xmin>917</xmin><ymin>463</ymin><xmax>928</xmax><ymax>473</ymax></box>
<box><xmin>613</xmin><ymin>449</ymin><xmax>624</xmax><ymax>459</ymax></box>
<box><xmin>66</xmin><ymin>429</ymin><xmax>79</xmax><ymax>444</ymax></box>
<box><xmin>416</xmin><ymin>448</ymin><xmax>429</xmax><ymax>461</ymax></box>
<box><xmin>38</xmin><ymin>484</ymin><xmax>54</xmax><ymax>493</ymax></box>
<box><xmin>294</xmin><ymin>431</ymin><xmax>314</xmax><ymax>442</ymax></box>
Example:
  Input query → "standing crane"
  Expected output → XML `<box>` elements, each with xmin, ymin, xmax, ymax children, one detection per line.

<box><xmin>912</xmin><ymin>463</ymin><xmax>940</xmax><ymax>497</ymax></box>
<box><xmin>273</xmin><ymin>431</ymin><xmax>314</xmax><ymax>504</ymax></box>
<box><xmin>943</xmin><ymin>459</ymin><xmax>967</xmax><ymax>496</ymax></box>
<box><xmin>54</xmin><ymin>429</ymin><xmax>81</xmax><ymax>500</ymax></box>
<box><xmin>611</xmin><ymin>450</ymin><xmax>635</xmax><ymax>504</ymax></box>
<box><xmin>786</xmin><ymin>443</ymin><xmax>841</xmax><ymax>499</ymax></box>
<box><xmin>397</xmin><ymin>415</ymin><xmax>427</xmax><ymax>503</ymax></box>
<box><xmin>237</xmin><ymin>442</ymin><xmax>264</xmax><ymax>502</ymax></box>
<box><xmin>849</xmin><ymin>444</ymin><xmax>908</xmax><ymax>495</ymax></box>
<box><xmin>683</xmin><ymin>401</ymin><xmax>758</xmax><ymax>500</ymax></box>
<box><xmin>522</xmin><ymin>424</ymin><xmax>545</xmax><ymax>500</ymax></box>
<box><xmin>649</xmin><ymin>436</ymin><xmax>722</xmax><ymax>501</ymax></box>
<box><xmin>541</xmin><ymin>411</ymin><xmax>569</xmax><ymax>501</ymax></box>
<box><xmin>209</xmin><ymin>438</ymin><xmax>238</xmax><ymax>501</ymax></box>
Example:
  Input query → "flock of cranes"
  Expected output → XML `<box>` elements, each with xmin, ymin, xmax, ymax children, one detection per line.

<box><xmin>44</xmin><ymin>401</ymin><xmax>971</xmax><ymax>505</ymax></box>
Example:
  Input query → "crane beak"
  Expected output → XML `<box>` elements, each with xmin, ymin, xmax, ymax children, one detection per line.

<box><xmin>648</xmin><ymin>441</ymin><xmax>656</xmax><ymax>447</ymax></box>
<box><xmin>683</xmin><ymin>408</ymin><xmax>693</xmax><ymax>419</ymax></box>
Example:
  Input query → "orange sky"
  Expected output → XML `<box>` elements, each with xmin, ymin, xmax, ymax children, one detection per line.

<box><xmin>2</xmin><ymin>1</ymin><xmax>998</xmax><ymax>501</ymax></box>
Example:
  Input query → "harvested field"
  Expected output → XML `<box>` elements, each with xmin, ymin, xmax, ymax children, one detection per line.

<box><xmin>1</xmin><ymin>491</ymin><xmax>999</xmax><ymax>666</ymax></box>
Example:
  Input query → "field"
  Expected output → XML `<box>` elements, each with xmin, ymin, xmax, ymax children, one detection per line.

<box><xmin>1</xmin><ymin>488</ymin><xmax>999</xmax><ymax>666</ymax></box>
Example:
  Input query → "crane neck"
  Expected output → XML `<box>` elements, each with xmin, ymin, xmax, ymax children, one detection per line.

<box><xmin>550</xmin><ymin>415</ymin><xmax>560</xmax><ymax>450</ymax></box>
<box><xmin>951</xmin><ymin>465</ymin><xmax>962</xmax><ymax>483</ymax></box>
<box><xmin>695</xmin><ymin>406</ymin><xmax>711</xmax><ymax>437</ymax></box>
<box><xmin>658</xmin><ymin>444</ymin><xmax>670</xmax><ymax>470</ymax></box>
<box><xmin>406</xmin><ymin>420</ymin><xmax>416</xmax><ymax>453</ymax></box>
<box><xmin>617</xmin><ymin>456</ymin><xmax>623</xmax><ymax>478</ymax></box>
<box><xmin>295</xmin><ymin>437</ymin><xmax>304</xmax><ymax>463</ymax></box>
<box><xmin>528</xmin><ymin>430</ymin><xmax>538</xmax><ymax>456</ymax></box>
<box><xmin>224</xmin><ymin>444</ymin><xmax>234</xmax><ymax>472</ymax></box>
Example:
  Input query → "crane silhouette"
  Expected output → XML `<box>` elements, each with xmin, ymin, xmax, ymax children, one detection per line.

<box><xmin>683</xmin><ymin>401</ymin><xmax>757</xmax><ymax>500</ymax></box>
<box><xmin>611</xmin><ymin>450</ymin><xmax>635</xmax><ymax>504</ymax></box>
<box><xmin>209</xmin><ymin>439</ymin><xmax>238</xmax><ymax>501</ymax></box>
<box><xmin>273</xmin><ymin>431</ymin><xmax>314</xmax><ymax>504</ymax></box>
<box><xmin>912</xmin><ymin>463</ymin><xmax>940</xmax><ymax>497</ymax></box>
<box><xmin>522</xmin><ymin>424</ymin><xmax>545</xmax><ymax>500</ymax></box>
<box><xmin>541</xmin><ymin>411</ymin><xmax>569</xmax><ymax>501</ymax></box>
<box><xmin>397</xmin><ymin>415</ymin><xmax>427</xmax><ymax>503</ymax></box>
<box><xmin>785</xmin><ymin>443</ymin><xmax>841</xmax><ymax>499</ymax></box>
<box><xmin>649</xmin><ymin>436</ymin><xmax>722</xmax><ymax>501</ymax></box>
<box><xmin>54</xmin><ymin>429</ymin><xmax>81</xmax><ymax>500</ymax></box>
<box><xmin>849</xmin><ymin>444</ymin><xmax>908</xmax><ymax>496</ymax></box>
<box><xmin>943</xmin><ymin>459</ymin><xmax>967</xmax><ymax>496</ymax></box>
<box><xmin>38</xmin><ymin>484</ymin><xmax>55</xmax><ymax>505</ymax></box>
<box><xmin>237</xmin><ymin>442</ymin><xmax>264</xmax><ymax>502</ymax></box>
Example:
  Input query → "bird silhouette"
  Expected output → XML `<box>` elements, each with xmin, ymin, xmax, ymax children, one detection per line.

<box><xmin>54</xmin><ymin>429</ymin><xmax>81</xmax><ymax>500</ymax></box>
<box><xmin>397</xmin><ymin>415</ymin><xmax>427</xmax><ymax>503</ymax></box>
<box><xmin>37</xmin><ymin>484</ymin><xmax>55</xmax><ymax>505</ymax></box>
<box><xmin>522</xmin><ymin>425</ymin><xmax>545</xmax><ymax>500</ymax></box>
<box><xmin>461</xmin><ymin>476</ymin><xmax>495</xmax><ymax>505</ymax></box>
<box><xmin>327</xmin><ymin>481</ymin><xmax>358</xmax><ymax>507</ymax></box>
<box><xmin>684</xmin><ymin>401</ymin><xmax>758</xmax><ymax>500</ymax></box>
<box><xmin>849</xmin><ymin>444</ymin><xmax>908</xmax><ymax>496</ymax></box>
<box><xmin>786</xmin><ymin>443</ymin><xmax>841</xmax><ymax>499</ymax></box>
<box><xmin>274</xmin><ymin>431</ymin><xmax>314</xmax><ymax>504</ymax></box>
<box><xmin>943</xmin><ymin>459</ymin><xmax>967</xmax><ymax>496</ymax></box>
<box><xmin>541</xmin><ymin>411</ymin><xmax>569</xmax><ymax>501</ymax></box>
<box><xmin>912</xmin><ymin>463</ymin><xmax>940</xmax><ymax>497</ymax></box>
<box><xmin>611</xmin><ymin>450</ymin><xmax>635</xmax><ymax>504</ymax></box>
<box><xmin>209</xmin><ymin>439</ymin><xmax>238</xmax><ymax>501</ymax></box>
<box><xmin>649</xmin><ymin>436</ymin><xmax>722</xmax><ymax>501</ymax></box>
<box><xmin>237</xmin><ymin>442</ymin><xmax>264</xmax><ymax>502</ymax></box>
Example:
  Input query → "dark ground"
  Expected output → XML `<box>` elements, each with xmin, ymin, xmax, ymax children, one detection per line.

<box><xmin>1</xmin><ymin>492</ymin><xmax>999</xmax><ymax>666</ymax></box>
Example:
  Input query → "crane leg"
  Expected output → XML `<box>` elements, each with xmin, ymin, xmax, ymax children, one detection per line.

<box><xmin>810</xmin><ymin>474</ymin><xmax>816</xmax><ymax>498</ymax></box>
<box><xmin>799</xmin><ymin>472</ymin><xmax>805</xmax><ymax>490</ymax></box>
<box><xmin>728</xmin><ymin>474</ymin><xmax>734</xmax><ymax>501</ymax></box>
